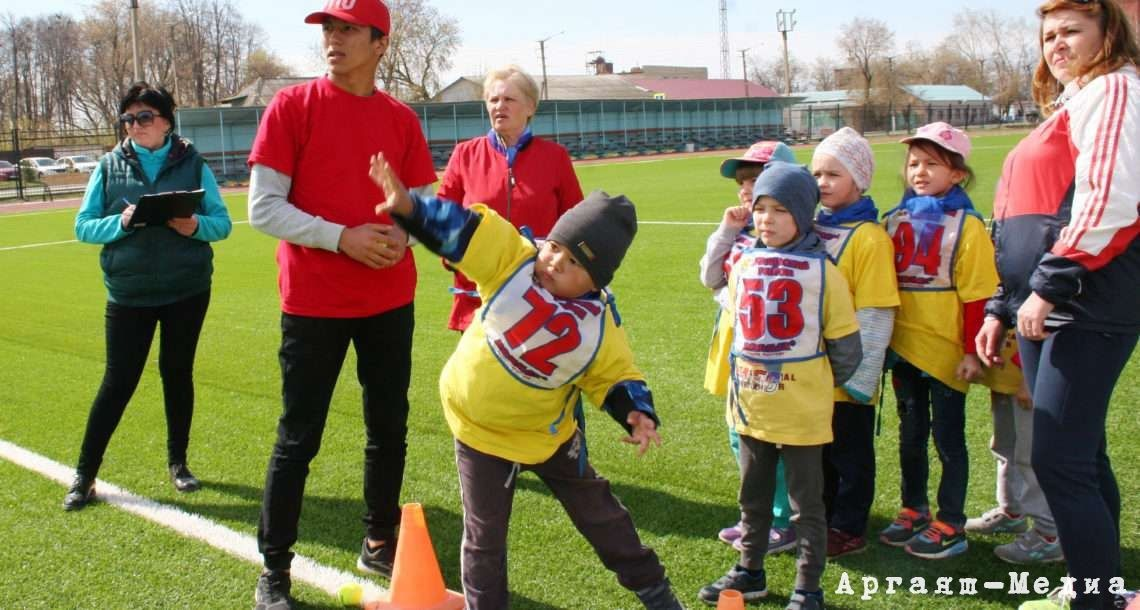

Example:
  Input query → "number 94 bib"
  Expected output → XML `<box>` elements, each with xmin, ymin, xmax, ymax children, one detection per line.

<box><xmin>482</xmin><ymin>260</ymin><xmax>606</xmax><ymax>389</ymax></box>
<box><xmin>731</xmin><ymin>250</ymin><xmax>826</xmax><ymax>364</ymax></box>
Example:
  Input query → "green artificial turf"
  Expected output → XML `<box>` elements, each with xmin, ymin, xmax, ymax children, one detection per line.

<box><xmin>0</xmin><ymin>133</ymin><xmax>1136</xmax><ymax>609</ymax></box>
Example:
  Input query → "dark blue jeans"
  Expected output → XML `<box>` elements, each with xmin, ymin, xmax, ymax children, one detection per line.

<box><xmin>823</xmin><ymin>401</ymin><xmax>876</xmax><ymax>536</ymax></box>
<box><xmin>1022</xmin><ymin>329</ymin><xmax>1137</xmax><ymax>610</ymax></box>
<box><xmin>891</xmin><ymin>359</ymin><xmax>968</xmax><ymax>527</ymax></box>
<box><xmin>75</xmin><ymin>290</ymin><xmax>211</xmax><ymax>478</ymax></box>
<box><xmin>258</xmin><ymin>304</ymin><xmax>414</xmax><ymax>570</ymax></box>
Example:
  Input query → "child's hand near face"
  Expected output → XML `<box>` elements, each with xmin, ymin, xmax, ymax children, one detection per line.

<box><xmin>621</xmin><ymin>411</ymin><xmax>662</xmax><ymax>456</ymax></box>
<box><xmin>722</xmin><ymin>204</ymin><xmax>751</xmax><ymax>231</ymax></box>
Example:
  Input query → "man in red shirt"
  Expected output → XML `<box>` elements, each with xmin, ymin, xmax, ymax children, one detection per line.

<box><xmin>246</xmin><ymin>1</ymin><xmax>436</xmax><ymax>607</ymax></box>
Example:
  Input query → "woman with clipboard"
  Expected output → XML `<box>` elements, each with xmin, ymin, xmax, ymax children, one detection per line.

<box><xmin>66</xmin><ymin>82</ymin><xmax>232</xmax><ymax>511</ymax></box>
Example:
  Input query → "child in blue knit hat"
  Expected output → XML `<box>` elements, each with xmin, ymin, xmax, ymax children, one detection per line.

<box><xmin>698</xmin><ymin>161</ymin><xmax>861</xmax><ymax>610</ymax></box>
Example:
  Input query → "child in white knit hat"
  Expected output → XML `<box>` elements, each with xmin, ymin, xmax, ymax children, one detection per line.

<box><xmin>809</xmin><ymin>126</ymin><xmax>900</xmax><ymax>557</ymax></box>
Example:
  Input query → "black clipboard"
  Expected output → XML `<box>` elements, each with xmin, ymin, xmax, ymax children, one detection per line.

<box><xmin>127</xmin><ymin>189</ymin><xmax>204</xmax><ymax>228</ymax></box>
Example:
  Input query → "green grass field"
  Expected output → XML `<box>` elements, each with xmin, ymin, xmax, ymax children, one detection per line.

<box><xmin>1</xmin><ymin>131</ymin><xmax>1137</xmax><ymax>609</ymax></box>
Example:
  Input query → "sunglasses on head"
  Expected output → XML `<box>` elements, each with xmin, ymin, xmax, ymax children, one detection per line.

<box><xmin>119</xmin><ymin>110</ymin><xmax>157</xmax><ymax>127</ymax></box>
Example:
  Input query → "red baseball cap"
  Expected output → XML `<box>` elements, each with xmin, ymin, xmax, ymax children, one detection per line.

<box><xmin>305</xmin><ymin>0</ymin><xmax>391</xmax><ymax>35</ymax></box>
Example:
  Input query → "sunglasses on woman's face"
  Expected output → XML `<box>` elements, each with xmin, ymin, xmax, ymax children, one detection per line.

<box><xmin>119</xmin><ymin>110</ymin><xmax>157</xmax><ymax>127</ymax></box>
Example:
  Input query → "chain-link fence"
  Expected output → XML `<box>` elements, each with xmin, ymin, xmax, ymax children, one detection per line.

<box><xmin>1</xmin><ymin>127</ymin><xmax>119</xmax><ymax>201</ymax></box>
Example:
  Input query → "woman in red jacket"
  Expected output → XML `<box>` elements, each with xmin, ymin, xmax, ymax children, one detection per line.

<box><xmin>437</xmin><ymin>65</ymin><xmax>584</xmax><ymax>331</ymax></box>
<box><xmin>977</xmin><ymin>2</ymin><xmax>1139</xmax><ymax>608</ymax></box>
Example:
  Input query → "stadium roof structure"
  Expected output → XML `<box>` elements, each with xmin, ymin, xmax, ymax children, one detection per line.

<box><xmin>787</xmin><ymin>89</ymin><xmax>859</xmax><ymax>106</ymax></box>
<box><xmin>902</xmin><ymin>84</ymin><xmax>990</xmax><ymax>103</ymax></box>
<box><xmin>218</xmin><ymin>77</ymin><xmax>314</xmax><ymax>107</ymax></box>
<box><xmin>629</xmin><ymin>78</ymin><xmax>779</xmax><ymax>100</ymax></box>
<box><xmin>434</xmin><ymin>74</ymin><xmax>781</xmax><ymax>103</ymax></box>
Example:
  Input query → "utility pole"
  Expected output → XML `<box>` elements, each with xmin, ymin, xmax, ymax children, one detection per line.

<box><xmin>537</xmin><ymin>31</ymin><xmax>564</xmax><ymax>101</ymax></box>
<box><xmin>739</xmin><ymin>49</ymin><xmax>751</xmax><ymax>97</ymax></box>
<box><xmin>776</xmin><ymin>9</ymin><xmax>796</xmax><ymax>95</ymax></box>
<box><xmin>718</xmin><ymin>0</ymin><xmax>730</xmax><ymax>79</ymax></box>
<box><xmin>887</xmin><ymin>56</ymin><xmax>895</xmax><ymax>133</ymax></box>
<box><xmin>9</xmin><ymin>22</ymin><xmax>23</xmax><ymax>200</ymax></box>
<box><xmin>129</xmin><ymin>0</ymin><xmax>141</xmax><ymax>81</ymax></box>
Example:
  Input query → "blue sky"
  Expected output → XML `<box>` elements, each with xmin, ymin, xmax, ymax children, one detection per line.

<box><xmin>12</xmin><ymin>0</ymin><xmax>1044</xmax><ymax>85</ymax></box>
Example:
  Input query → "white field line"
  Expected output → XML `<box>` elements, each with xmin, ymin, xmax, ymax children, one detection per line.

<box><xmin>0</xmin><ymin>219</ymin><xmax>708</xmax><ymax>252</ymax></box>
<box><xmin>0</xmin><ymin>438</ymin><xmax>387</xmax><ymax>602</ymax></box>
<box><xmin>0</xmin><ymin>220</ymin><xmax>251</xmax><ymax>252</ymax></box>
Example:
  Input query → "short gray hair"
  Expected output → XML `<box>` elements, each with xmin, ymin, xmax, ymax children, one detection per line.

<box><xmin>482</xmin><ymin>65</ymin><xmax>540</xmax><ymax>112</ymax></box>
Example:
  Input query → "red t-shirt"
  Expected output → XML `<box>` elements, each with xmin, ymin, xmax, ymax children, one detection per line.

<box><xmin>437</xmin><ymin>135</ymin><xmax>583</xmax><ymax>330</ymax></box>
<box><xmin>249</xmin><ymin>77</ymin><xmax>437</xmax><ymax>318</ymax></box>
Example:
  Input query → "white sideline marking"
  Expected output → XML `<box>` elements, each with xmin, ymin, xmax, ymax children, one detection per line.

<box><xmin>0</xmin><ymin>221</ymin><xmax>251</xmax><ymax>252</ymax></box>
<box><xmin>0</xmin><ymin>438</ymin><xmax>387</xmax><ymax>602</ymax></box>
<box><xmin>0</xmin><ymin>219</ymin><xmax>705</xmax><ymax>252</ymax></box>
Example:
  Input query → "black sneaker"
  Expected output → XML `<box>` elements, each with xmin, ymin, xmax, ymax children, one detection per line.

<box><xmin>698</xmin><ymin>565</ymin><xmax>768</xmax><ymax>605</ymax></box>
<box><xmin>356</xmin><ymin>537</ymin><xmax>395</xmax><ymax>577</ymax></box>
<box><xmin>62</xmin><ymin>474</ymin><xmax>96</xmax><ymax>511</ymax></box>
<box><xmin>253</xmin><ymin>569</ymin><xmax>294</xmax><ymax>610</ymax></box>
<box><xmin>635</xmin><ymin>577</ymin><xmax>684</xmax><ymax>610</ymax></box>
<box><xmin>169</xmin><ymin>463</ymin><xmax>201</xmax><ymax>493</ymax></box>
<box><xmin>786</xmin><ymin>589</ymin><xmax>825</xmax><ymax>610</ymax></box>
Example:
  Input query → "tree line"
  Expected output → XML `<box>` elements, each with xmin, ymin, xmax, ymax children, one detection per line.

<box><xmin>748</xmin><ymin>9</ymin><xmax>1039</xmax><ymax>117</ymax></box>
<box><xmin>1</xmin><ymin>0</ymin><xmax>459</xmax><ymax>132</ymax></box>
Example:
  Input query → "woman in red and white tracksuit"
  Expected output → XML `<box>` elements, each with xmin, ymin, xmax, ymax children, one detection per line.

<box><xmin>977</xmin><ymin>2</ymin><xmax>1139</xmax><ymax>608</ymax></box>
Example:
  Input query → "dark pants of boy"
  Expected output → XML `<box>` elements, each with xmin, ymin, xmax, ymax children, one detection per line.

<box><xmin>892</xmin><ymin>359</ymin><xmax>968</xmax><ymax>526</ymax></box>
<box><xmin>1021</xmin><ymin>329</ymin><xmax>1136</xmax><ymax>610</ymax></box>
<box><xmin>455</xmin><ymin>434</ymin><xmax>665</xmax><ymax>609</ymax></box>
<box><xmin>822</xmin><ymin>401</ymin><xmax>876</xmax><ymax>536</ymax></box>
<box><xmin>76</xmin><ymin>290</ymin><xmax>211</xmax><ymax>478</ymax></box>
<box><xmin>738</xmin><ymin>436</ymin><xmax>826</xmax><ymax>592</ymax></box>
<box><xmin>258</xmin><ymin>304</ymin><xmax>414</xmax><ymax>570</ymax></box>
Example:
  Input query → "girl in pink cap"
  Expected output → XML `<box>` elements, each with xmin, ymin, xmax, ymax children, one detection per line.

<box><xmin>878</xmin><ymin>122</ymin><xmax>998</xmax><ymax>559</ymax></box>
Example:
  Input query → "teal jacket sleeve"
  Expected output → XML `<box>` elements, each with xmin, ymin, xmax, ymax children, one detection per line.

<box><xmin>192</xmin><ymin>165</ymin><xmax>232</xmax><ymax>242</ymax></box>
<box><xmin>74</xmin><ymin>163</ymin><xmax>130</xmax><ymax>244</ymax></box>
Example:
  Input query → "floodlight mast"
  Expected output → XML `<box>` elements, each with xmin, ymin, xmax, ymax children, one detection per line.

<box><xmin>129</xmin><ymin>0</ymin><xmax>141</xmax><ymax>81</ymax></box>
<box><xmin>538</xmin><ymin>31</ymin><xmax>565</xmax><ymax>100</ymax></box>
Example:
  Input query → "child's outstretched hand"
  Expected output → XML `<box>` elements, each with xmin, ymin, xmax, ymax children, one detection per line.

<box><xmin>621</xmin><ymin>411</ymin><xmax>662</xmax><ymax>456</ymax></box>
<box><xmin>722</xmin><ymin>204</ymin><xmax>751</xmax><ymax>231</ymax></box>
<box><xmin>369</xmin><ymin>153</ymin><xmax>413</xmax><ymax>217</ymax></box>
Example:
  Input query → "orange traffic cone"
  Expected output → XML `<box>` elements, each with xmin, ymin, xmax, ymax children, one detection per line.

<box><xmin>364</xmin><ymin>503</ymin><xmax>465</xmax><ymax>610</ymax></box>
<box><xmin>716</xmin><ymin>589</ymin><xmax>745</xmax><ymax>610</ymax></box>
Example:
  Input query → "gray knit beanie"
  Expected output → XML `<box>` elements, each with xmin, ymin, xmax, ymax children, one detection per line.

<box><xmin>751</xmin><ymin>161</ymin><xmax>820</xmax><ymax>236</ymax></box>
<box><xmin>547</xmin><ymin>190</ymin><xmax>637</xmax><ymax>289</ymax></box>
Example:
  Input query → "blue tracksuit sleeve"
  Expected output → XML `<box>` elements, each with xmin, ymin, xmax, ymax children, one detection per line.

<box><xmin>75</xmin><ymin>163</ymin><xmax>130</xmax><ymax>244</ymax></box>
<box><xmin>601</xmin><ymin>380</ymin><xmax>660</xmax><ymax>434</ymax></box>
<box><xmin>191</xmin><ymin>165</ymin><xmax>232</xmax><ymax>242</ymax></box>
<box><xmin>394</xmin><ymin>193</ymin><xmax>481</xmax><ymax>262</ymax></box>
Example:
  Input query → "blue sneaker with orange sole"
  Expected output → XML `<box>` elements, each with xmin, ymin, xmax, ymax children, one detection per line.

<box><xmin>904</xmin><ymin>520</ymin><xmax>968</xmax><ymax>559</ymax></box>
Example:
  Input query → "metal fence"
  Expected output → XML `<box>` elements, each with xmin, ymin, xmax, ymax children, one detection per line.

<box><xmin>0</xmin><ymin>127</ymin><xmax>118</xmax><ymax>201</ymax></box>
<box><xmin>784</xmin><ymin>102</ymin><xmax>1035</xmax><ymax>141</ymax></box>
<box><xmin>175</xmin><ymin>97</ymin><xmax>792</xmax><ymax>182</ymax></box>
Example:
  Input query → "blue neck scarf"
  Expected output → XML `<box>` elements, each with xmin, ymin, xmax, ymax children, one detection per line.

<box><xmin>768</xmin><ymin>230</ymin><xmax>825</xmax><ymax>255</ymax></box>
<box><xmin>487</xmin><ymin>126</ymin><xmax>533</xmax><ymax>168</ymax></box>
<box><xmin>885</xmin><ymin>185</ymin><xmax>980</xmax><ymax>221</ymax></box>
<box><xmin>815</xmin><ymin>196</ymin><xmax>879</xmax><ymax>227</ymax></box>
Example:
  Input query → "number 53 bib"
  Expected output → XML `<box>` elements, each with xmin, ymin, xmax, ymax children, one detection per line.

<box><xmin>731</xmin><ymin>250</ymin><xmax>826</xmax><ymax>364</ymax></box>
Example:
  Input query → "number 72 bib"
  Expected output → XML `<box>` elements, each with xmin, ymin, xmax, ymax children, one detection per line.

<box><xmin>731</xmin><ymin>250</ymin><xmax>826</xmax><ymax>364</ymax></box>
<box><xmin>482</xmin><ymin>260</ymin><xmax>606</xmax><ymax>389</ymax></box>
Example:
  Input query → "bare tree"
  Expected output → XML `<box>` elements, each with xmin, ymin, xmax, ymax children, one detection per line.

<box><xmin>749</xmin><ymin>53</ymin><xmax>804</xmax><ymax>93</ymax></box>
<box><xmin>808</xmin><ymin>56</ymin><xmax>838</xmax><ymax>91</ymax></box>
<box><xmin>377</xmin><ymin>0</ymin><xmax>460</xmax><ymax>101</ymax></box>
<box><xmin>837</xmin><ymin>17</ymin><xmax>895</xmax><ymax>104</ymax></box>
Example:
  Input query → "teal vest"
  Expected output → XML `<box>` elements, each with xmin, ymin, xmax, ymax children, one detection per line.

<box><xmin>99</xmin><ymin>136</ymin><xmax>213</xmax><ymax>306</ymax></box>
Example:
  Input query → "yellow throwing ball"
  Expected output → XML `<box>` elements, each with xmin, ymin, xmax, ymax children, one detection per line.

<box><xmin>337</xmin><ymin>582</ymin><xmax>363</xmax><ymax>606</ymax></box>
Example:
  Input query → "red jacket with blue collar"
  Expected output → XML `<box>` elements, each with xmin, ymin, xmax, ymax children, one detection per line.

<box><xmin>987</xmin><ymin>66</ymin><xmax>1140</xmax><ymax>334</ymax></box>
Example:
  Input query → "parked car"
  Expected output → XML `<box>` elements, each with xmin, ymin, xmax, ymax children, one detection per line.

<box><xmin>19</xmin><ymin>157</ymin><xmax>67</xmax><ymax>180</ymax></box>
<box><xmin>0</xmin><ymin>160</ymin><xmax>16</xmax><ymax>181</ymax></box>
<box><xmin>57</xmin><ymin>155</ymin><xmax>99</xmax><ymax>173</ymax></box>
